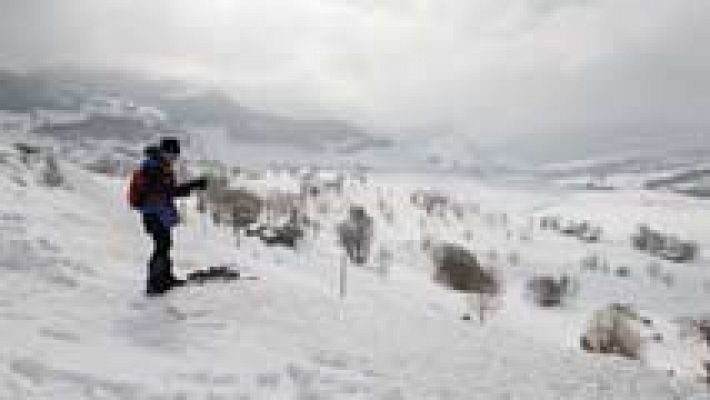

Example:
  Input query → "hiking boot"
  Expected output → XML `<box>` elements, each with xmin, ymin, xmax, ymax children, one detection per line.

<box><xmin>146</xmin><ymin>285</ymin><xmax>168</xmax><ymax>296</ymax></box>
<box><xmin>146</xmin><ymin>277</ymin><xmax>174</xmax><ymax>296</ymax></box>
<box><xmin>169</xmin><ymin>278</ymin><xmax>187</xmax><ymax>288</ymax></box>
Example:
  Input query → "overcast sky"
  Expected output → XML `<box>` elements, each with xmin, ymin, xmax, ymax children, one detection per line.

<box><xmin>1</xmin><ymin>0</ymin><xmax>709</xmax><ymax>159</ymax></box>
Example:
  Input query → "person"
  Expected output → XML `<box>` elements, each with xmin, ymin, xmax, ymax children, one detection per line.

<box><xmin>128</xmin><ymin>137</ymin><xmax>208</xmax><ymax>296</ymax></box>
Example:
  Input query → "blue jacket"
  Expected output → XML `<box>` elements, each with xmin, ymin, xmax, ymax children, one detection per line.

<box><xmin>137</xmin><ymin>157</ymin><xmax>180</xmax><ymax>229</ymax></box>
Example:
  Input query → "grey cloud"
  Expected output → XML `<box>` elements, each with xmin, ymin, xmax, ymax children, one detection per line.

<box><xmin>0</xmin><ymin>0</ymin><xmax>708</xmax><ymax>160</ymax></box>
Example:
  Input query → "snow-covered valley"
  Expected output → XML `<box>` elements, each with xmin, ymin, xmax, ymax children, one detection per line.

<box><xmin>0</xmin><ymin>136</ymin><xmax>709</xmax><ymax>399</ymax></box>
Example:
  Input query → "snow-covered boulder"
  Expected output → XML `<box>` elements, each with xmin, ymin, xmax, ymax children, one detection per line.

<box><xmin>581</xmin><ymin>303</ymin><xmax>643</xmax><ymax>360</ymax></box>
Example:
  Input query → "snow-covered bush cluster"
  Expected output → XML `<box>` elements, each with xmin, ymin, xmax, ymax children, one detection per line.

<box><xmin>525</xmin><ymin>275</ymin><xmax>577</xmax><ymax>307</ymax></box>
<box><xmin>540</xmin><ymin>215</ymin><xmax>602</xmax><ymax>243</ymax></box>
<box><xmin>632</xmin><ymin>224</ymin><xmax>698</xmax><ymax>263</ymax></box>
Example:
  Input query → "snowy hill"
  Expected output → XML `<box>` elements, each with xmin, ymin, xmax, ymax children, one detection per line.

<box><xmin>0</xmin><ymin>69</ymin><xmax>378</xmax><ymax>152</ymax></box>
<box><xmin>1</xmin><ymin>134</ymin><xmax>709</xmax><ymax>399</ymax></box>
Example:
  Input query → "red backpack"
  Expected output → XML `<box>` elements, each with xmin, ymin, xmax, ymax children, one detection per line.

<box><xmin>127</xmin><ymin>169</ymin><xmax>147</xmax><ymax>209</ymax></box>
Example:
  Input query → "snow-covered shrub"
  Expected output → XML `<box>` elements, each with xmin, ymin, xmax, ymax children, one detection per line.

<box><xmin>632</xmin><ymin>225</ymin><xmax>698</xmax><ymax>262</ymax></box>
<box><xmin>263</xmin><ymin>190</ymin><xmax>302</xmax><ymax>225</ymax></box>
<box><xmin>212</xmin><ymin>188</ymin><xmax>263</xmax><ymax>229</ymax></box>
<box><xmin>317</xmin><ymin>201</ymin><xmax>329</xmax><ymax>215</ymax></box>
<box><xmin>615</xmin><ymin>266</ymin><xmax>631</xmax><ymax>278</ymax></box>
<box><xmin>507</xmin><ymin>251</ymin><xmax>520</xmax><ymax>266</ymax></box>
<box><xmin>525</xmin><ymin>275</ymin><xmax>576</xmax><ymax>307</ymax></box>
<box><xmin>383</xmin><ymin>210</ymin><xmax>394</xmax><ymax>225</ymax></box>
<box><xmin>245</xmin><ymin>204</ymin><xmax>305</xmax><ymax>249</ymax></box>
<box><xmin>539</xmin><ymin>215</ymin><xmax>561</xmax><ymax>231</ymax></box>
<box><xmin>377</xmin><ymin>197</ymin><xmax>388</xmax><ymax>213</ymax></box>
<box><xmin>432</xmin><ymin>243</ymin><xmax>501</xmax><ymax>323</ymax></box>
<box><xmin>256</xmin><ymin>225</ymin><xmax>304</xmax><ymax>248</ymax></box>
<box><xmin>211</xmin><ymin>211</ymin><xmax>221</xmax><ymax>225</ymax></box>
<box><xmin>243</xmin><ymin>170</ymin><xmax>264</xmax><ymax>181</ymax></box>
<box><xmin>468</xmin><ymin>202</ymin><xmax>480</xmax><ymax>215</ymax></box>
<box><xmin>560</xmin><ymin>220</ymin><xmax>585</xmax><ymax>236</ymax></box>
<box><xmin>647</xmin><ymin>262</ymin><xmax>662</xmax><ymax>279</ymax></box>
<box><xmin>451</xmin><ymin>203</ymin><xmax>465</xmax><ymax>221</ymax></box>
<box><xmin>692</xmin><ymin>320</ymin><xmax>710</xmax><ymax>347</ymax></box>
<box><xmin>337</xmin><ymin>205</ymin><xmax>374</xmax><ymax>265</ymax></box>
<box><xmin>661</xmin><ymin>272</ymin><xmax>675</xmax><ymax>288</ymax></box>
<box><xmin>374</xmin><ymin>247</ymin><xmax>393</xmax><ymax>278</ymax></box>
<box><xmin>11</xmin><ymin>175</ymin><xmax>27</xmax><ymax>187</ymax></box>
<box><xmin>581</xmin><ymin>254</ymin><xmax>603</xmax><ymax>272</ymax></box>
<box><xmin>87</xmin><ymin>155</ymin><xmax>134</xmax><ymax>177</ymax></box>
<box><xmin>410</xmin><ymin>190</ymin><xmax>448</xmax><ymax>215</ymax></box>
<box><xmin>579</xmin><ymin>226</ymin><xmax>602</xmax><ymax>243</ymax></box>
<box><xmin>13</xmin><ymin>142</ymin><xmax>41</xmax><ymax>165</ymax></box>
<box><xmin>662</xmin><ymin>238</ymin><xmax>698</xmax><ymax>263</ymax></box>
<box><xmin>518</xmin><ymin>230</ymin><xmax>533</xmax><ymax>242</ymax></box>
<box><xmin>299</xmin><ymin>170</ymin><xmax>344</xmax><ymax>197</ymax></box>
<box><xmin>420</xmin><ymin>237</ymin><xmax>433</xmax><ymax>252</ymax></box>
<box><xmin>430</xmin><ymin>243</ymin><xmax>499</xmax><ymax>294</ymax></box>
<box><xmin>196</xmin><ymin>193</ymin><xmax>206</xmax><ymax>213</ymax></box>
<box><xmin>580</xmin><ymin>303</ymin><xmax>643</xmax><ymax>360</ymax></box>
<box><xmin>40</xmin><ymin>154</ymin><xmax>64</xmax><ymax>188</ymax></box>
<box><xmin>486</xmin><ymin>248</ymin><xmax>499</xmax><ymax>262</ymax></box>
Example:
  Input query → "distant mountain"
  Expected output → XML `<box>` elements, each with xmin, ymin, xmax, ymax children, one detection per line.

<box><xmin>32</xmin><ymin>114</ymin><xmax>164</xmax><ymax>142</ymax></box>
<box><xmin>0</xmin><ymin>70</ymin><xmax>81</xmax><ymax>111</ymax></box>
<box><xmin>157</xmin><ymin>89</ymin><xmax>367</xmax><ymax>149</ymax></box>
<box><xmin>1</xmin><ymin>68</ymin><xmax>378</xmax><ymax>151</ymax></box>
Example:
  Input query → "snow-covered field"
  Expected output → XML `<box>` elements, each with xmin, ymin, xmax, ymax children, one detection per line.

<box><xmin>1</xmin><ymin>137</ymin><xmax>709</xmax><ymax>399</ymax></box>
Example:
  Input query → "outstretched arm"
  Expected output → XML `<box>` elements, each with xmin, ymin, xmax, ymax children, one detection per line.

<box><xmin>173</xmin><ymin>177</ymin><xmax>208</xmax><ymax>198</ymax></box>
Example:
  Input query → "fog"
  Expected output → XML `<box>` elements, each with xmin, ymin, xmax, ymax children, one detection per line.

<box><xmin>1</xmin><ymin>0</ymin><xmax>709</xmax><ymax>160</ymax></box>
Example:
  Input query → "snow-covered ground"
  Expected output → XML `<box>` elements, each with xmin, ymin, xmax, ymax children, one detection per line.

<box><xmin>0</xmin><ymin>137</ymin><xmax>709</xmax><ymax>399</ymax></box>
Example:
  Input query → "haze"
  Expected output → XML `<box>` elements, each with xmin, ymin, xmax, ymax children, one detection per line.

<box><xmin>1</xmin><ymin>0</ymin><xmax>709</xmax><ymax>161</ymax></box>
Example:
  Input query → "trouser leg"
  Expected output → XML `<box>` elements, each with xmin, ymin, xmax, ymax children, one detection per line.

<box><xmin>143</xmin><ymin>214</ymin><xmax>173</xmax><ymax>293</ymax></box>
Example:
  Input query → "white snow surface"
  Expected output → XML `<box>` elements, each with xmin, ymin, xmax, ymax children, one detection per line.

<box><xmin>0</xmin><ymin>140</ymin><xmax>709</xmax><ymax>399</ymax></box>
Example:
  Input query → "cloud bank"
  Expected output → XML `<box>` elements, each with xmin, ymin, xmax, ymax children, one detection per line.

<box><xmin>1</xmin><ymin>0</ymin><xmax>708</xmax><ymax>159</ymax></box>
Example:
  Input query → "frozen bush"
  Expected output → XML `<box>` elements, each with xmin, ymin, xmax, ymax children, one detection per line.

<box><xmin>338</xmin><ymin>206</ymin><xmax>374</xmax><ymax>265</ymax></box>
<box><xmin>41</xmin><ymin>154</ymin><xmax>64</xmax><ymax>188</ymax></box>
<box><xmin>581</xmin><ymin>254</ymin><xmax>601</xmax><ymax>271</ymax></box>
<box><xmin>647</xmin><ymin>262</ymin><xmax>662</xmax><ymax>279</ymax></box>
<box><xmin>661</xmin><ymin>272</ymin><xmax>675</xmax><ymax>287</ymax></box>
<box><xmin>410</xmin><ymin>190</ymin><xmax>449</xmax><ymax>215</ymax></box>
<box><xmin>507</xmin><ymin>251</ymin><xmax>520</xmax><ymax>266</ymax></box>
<box><xmin>615</xmin><ymin>266</ymin><xmax>631</xmax><ymax>278</ymax></box>
<box><xmin>431</xmin><ymin>243</ymin><xmax>499</xmax><ymax>295</ymax></box>
<box><xmin>526</xmin><ymin>275</ymin><xmax>576</xmax><ymax>307</ymax></box>
<box><xmin>375</xmin><ymin>247</ymin><xmax>393</xmax><ymax>278</ymax></box>
<box><xmin>662</xmin><ymin>240</ymin><xmax>698</xmax><ymax>263</ymax></box>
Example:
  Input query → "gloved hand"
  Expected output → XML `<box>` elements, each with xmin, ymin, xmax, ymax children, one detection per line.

<box><xmin>190</xmin><ymin>177</ymin><xmax>209</xmax><ymax>191</ymax></box>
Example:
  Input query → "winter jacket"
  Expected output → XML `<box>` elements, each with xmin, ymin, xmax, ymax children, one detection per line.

<box><xmin>134</xmin><ymin>157</ymin><xmax>194</xmax><ymax>229</ymax></box>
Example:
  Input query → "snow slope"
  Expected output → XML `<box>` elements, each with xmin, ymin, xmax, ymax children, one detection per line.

<box><xmin>0</xmin><ymin>140</ymin><xmax>708</xmax><ymax>399</ymax></box>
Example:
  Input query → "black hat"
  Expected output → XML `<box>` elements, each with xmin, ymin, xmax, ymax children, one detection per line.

<box><xmin>159</xmin><ymin>137</ymin><xmax>181</xmax><ymax>155</ymax></box>
<box><xmin>144</xmin><ymin>144</ymin><xmax>161</xmax><ymax>159</ymax></box>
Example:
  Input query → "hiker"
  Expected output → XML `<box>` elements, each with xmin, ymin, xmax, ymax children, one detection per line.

<box><xmin>128</xmin><ymin>137</ymin><xmax>208</xmax><ymax>295</ymax></box>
